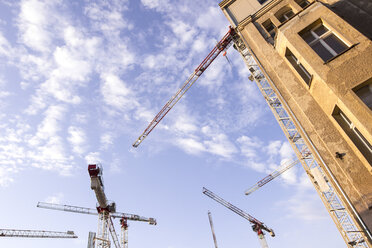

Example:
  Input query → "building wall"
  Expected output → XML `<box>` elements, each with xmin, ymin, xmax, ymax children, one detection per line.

<box><xmin>219</xmin><ymin>0</ymin><xmax>372</xmax><ymax>243</ymax></box>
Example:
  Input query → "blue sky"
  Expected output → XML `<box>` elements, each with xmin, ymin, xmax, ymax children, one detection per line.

<box><xmin>0</xmin><ymin>0</ymin><xmax>345</xmax><ymax>247</ymax></box>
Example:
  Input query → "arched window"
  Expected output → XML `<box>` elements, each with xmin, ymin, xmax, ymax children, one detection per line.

<box><xmin>275</xmin><ymin>6</ymin><xmax>295</xmax><ymax>23</ymax></box>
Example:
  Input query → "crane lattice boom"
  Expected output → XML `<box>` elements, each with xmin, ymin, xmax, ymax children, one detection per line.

<box><xmin>202</xmin><ymin>187</ymin><xmax>274</xmax><ymax>236</ymax></box>
<box><xmin>132</xmin><ymin>27</ymin><xmax>237</xmax><ymax>147</ymax></box>
<box><xmin>0</xmin><ymin>229</ymin><xmax>77</xmax><ymax>238</ymax></box>
<box><xmin>37</xmin><ymin>202</ymin><xmax>156</xmax><ymax>225</ymax></box>
<box><xmin>245</xmin><ymin>159</ymin><xmax>300</xmax><ymax>195</ymax></box>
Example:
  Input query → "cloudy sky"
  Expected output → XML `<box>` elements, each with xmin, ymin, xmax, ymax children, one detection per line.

<box><xmin>0</xmin><ymin>0</ymin><xmax>345</xmax><ymax>247</ymax></box>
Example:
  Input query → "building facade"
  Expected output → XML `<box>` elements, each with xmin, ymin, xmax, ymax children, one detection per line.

<box><xmin>219</xmin><ymin>0</ymin><xmax>372</xmax><ymax>246</ymax></box>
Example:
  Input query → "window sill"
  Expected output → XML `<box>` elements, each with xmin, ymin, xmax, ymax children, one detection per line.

<box><xmin>324</xmin><ymin>43</ymin><xmax>359</xmax><ymax>64</ymax></box>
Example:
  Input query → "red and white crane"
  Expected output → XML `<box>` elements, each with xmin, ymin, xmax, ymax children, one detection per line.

<box><xmin>203</xmin><ymin>187</ymin><xmax>274</xmax><ymax>248</ymax></box>
<box><xmin>132</xmin><ymin>27</ymin><xmax>238</xmax><ymax>147</ymax></box>
<box><xmin>38</xmin><ymin>164</ymin><xmax>156</xmax><ymax>248</ymax></box>
<box><xmin>0</xmin><ymin>229</ymin><xmax>77</xmax><ymax>239</ymax></box>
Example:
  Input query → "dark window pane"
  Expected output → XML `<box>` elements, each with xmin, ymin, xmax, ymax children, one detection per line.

<box><xmin>313</xmin><ymin>25</ymin><xmax>328</xmax><ymax>37</ymax></box>
<box><xmin>354</xmin><ymin>83</ymin><xmax>372</xmax><ymax>110</ymax></box>
<box><xmin>311</xmin><ymin>41</ymin><xmax>333</xmax><ymax>61</ymax></box>
<box><xmin>279</xmin><ymin>15</ymin><xmax>287</xmax><ymax>23</ymax></box>
<box><xmin>298</xmin><ymin>0</ymin><xmax>309</xmax><ymax>8</ymax></box>
<box><xmin>301</xmin><ymin>32</ymin><xmax>315</xmax><ymax>43</ymax></box>
<box><xmin>323</xmin><ymin>34</ymin><xmax>348</xmax><ymax>54</ymax></box>
<box><xmin>285</xmin><ymin>10</ymin><xmax>294</xmax><ymax>19</ymax></box>
<box><xmin>285</xmin><ymin>49</ymin><xmax>312</xmax><ymax>85</ymax></box>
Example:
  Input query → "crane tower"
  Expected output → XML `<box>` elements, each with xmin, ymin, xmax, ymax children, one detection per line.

<box><xmin>38</xmin><ymin>163</ymin><xmax>157</xmax><ymax>248</ymax></box>
<box><xmin>203</xmin><ymin>187</ymin><xmax>274</xmax><ymax>248</ymax></box>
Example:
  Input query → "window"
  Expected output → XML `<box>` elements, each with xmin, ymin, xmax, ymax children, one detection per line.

<box><xmin>275</xmin><ymin>6</ymin><xmax>295</xmax><ymax>23</ymax></box>
<box><xmin>262</xmin><ymin>20</ymin><xmax>276</xmax><ymax>39</ymax></box>
<box><xmin>261</xmin><ymin>19</ymin><xmax>276</xmax><ymax>45</ymax></box>
<box><xmin>285</xmin><ymin>48</ymin><xmax>312</xmax><ymax>85</ymax></box>
<box><xmin>295</xmin><ymin>0</ymin><xmax>310</xmax><ymax>8</ymax></box>
<box><xmin>333</xmin><ymin>106</ymin><xmax>372</xmax><ymax>166</ymax></box>
<box><xmin>300</xmin><ymin>21</ymin><xmax>349</xmax><ymax>62</ymax></box>
<box><xmin>353</xmin><ymin>79</ymin><xmax>372</xmax><ymax>111</ymax></box>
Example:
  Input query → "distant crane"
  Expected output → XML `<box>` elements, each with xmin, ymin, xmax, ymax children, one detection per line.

<box><xmin>0</xmin><ymin>229</ymin><xmax>77</xmax><ymax>238</ymax></box>
<box><xmin>207</xmin><ymin>211</ymin><xmax>219</xmax><ymax>248</ymax></box>
<box><xmin>38</xmin><ymin>163</ymin><xmax>156</xmax><ymax>248</ymax></box>
<box><xmin>244</xmin><ymin>159</ymin><xmax>300</xmax><ymax>195</ymax></box>
<box><xmin>203</xmin><ymin>187</ymin><xmax>274</xmax><ymax>248</ymax></box>
<box><xmin>132</xmin><ymin>27</ymin><xmax>238</xmax><ymax>147</ymax></box>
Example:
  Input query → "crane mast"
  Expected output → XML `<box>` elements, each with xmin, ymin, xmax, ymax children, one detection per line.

<box><xmin>208</xmin><ymin>211</ymin><xmax>219</xmax><ymax>248</ymax></box>
<box><xmin>203</xmin><ymin>187</ymin><xmax>274</xmax><ymax>248</ymax></box>
<box><xmin>132</xmin><ymin>27</ymin><xmax>237</xmax><ymax>147</ymax></box>
<box><xmin>38</xmin><ymin>163</ymin><xmax>156</xmax><ymax>248</ymax></box>
<box><xmin>0</xmin><ymin>229</ymin><xmax>77</xmax><ymax>238</ymax></box>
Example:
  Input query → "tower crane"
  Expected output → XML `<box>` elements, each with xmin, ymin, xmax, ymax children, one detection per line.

<box><xmin>37</xmin><ymin>163</ymin><xmax>156</xmax><ymax>248</ymax></box>
<box><xmin>132</xmin><ymin>27</ymin><xmax>238</xmax><ymax>147</ymax></box>
<box><xmin>244</xmin><ymin>159</ymin><xmax>300</xmax><ymax>195</ymax></box>
<box><xmin>130</xmin><ymin>18</ymin><xmax>371</xmax><ymax>246</ymax></box>
<box><xmin>0</xmin><ymin>229</ymin><xmax>77</xmax><ymax>238</ymax></box>
<box><xmin>207</xmin><ymin>211</ymin><xmax>219</xmax><ymax>248</ymax></box>
<box><xmin>203</xmin><ymin>187</ymin><xmax>274</xmax><ymax>248</ymax></box>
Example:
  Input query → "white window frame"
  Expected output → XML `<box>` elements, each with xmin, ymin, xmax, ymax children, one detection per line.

<box><xmin>305</xmin><ymin>23</ymin><xmax>348</xmax><ymax>58</ymax></box>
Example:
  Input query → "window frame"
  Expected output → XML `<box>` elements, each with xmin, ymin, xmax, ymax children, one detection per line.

<box><xmin>299</xmin><ymin>21</ymin><xmax>350</xmax><ymax>62</ymax></box>
<box><xmin>352</xmin><ymin>78</ymin><xmax>372</xmax><ymax>112</ymax></box>
<box><xmin>332</xmin><ymin>106</ymin><xmax>372</xmax><ymax>166</ymax></box>
<box><xmin>295</xmin><ymin>0</ymin><xmax>310</xmax><ymax>8</ymax></box>
<box><xmin>285</xmin><ymin>48</ymin><xmax>312</xmax><ymax>86</ymax></box>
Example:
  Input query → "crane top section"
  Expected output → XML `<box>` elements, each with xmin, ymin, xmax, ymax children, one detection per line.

<box><xmin>88</xmin><ymin>164</ymin><xmax>115</xmax><ymax>212</ymax></box>
<box><xmin>202</xmin><ymin>187</ymin><xmax>275</xmax><ymax>237</ymax></box>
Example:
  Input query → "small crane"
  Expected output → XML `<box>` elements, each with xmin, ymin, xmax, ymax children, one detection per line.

<box><xmin>244</xmin><ymin>159</ymin><xmax>300</xmax><ymax>195</ymax></box>
<box><xmin>0</xmin><ymin>229</ymin><xmax>77</xmax><ymax>238</ymax></box>
<box><xmin>38</xmin><ymin>163</ymin><xmax>156</xmax><ymax>248</ymax></box>
<box><xmin>208</xmin><ymin>211</ymin><xmax>219</xmax><ymax>248</ymax></box>
<box><xmin>132</xmin><ymin>27</ymin><xmax>238</xmax><ymax>147</ymax></box>
<box><xmin>203</xmin><ymin>187</ymin><xmax>274</xmax><ymax>248</ymax></box>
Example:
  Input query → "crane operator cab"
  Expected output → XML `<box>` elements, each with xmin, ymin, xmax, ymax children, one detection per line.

<box><xmin>88</xmin><ymin>164</ymin><xmax>104</xmax><ymax>189</ymax></box>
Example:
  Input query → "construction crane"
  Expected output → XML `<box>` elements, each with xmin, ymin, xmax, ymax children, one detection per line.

<box><xmin>0</xmin><ymin>229</ymin><xmax>77</xmax><ymax>238</ymax></box>
<box><xmin>132</xmin><ymin>27</ymin><xmax>238</xmax><ymax>147</ymax></box>
<box><xmin>244</xmin><ymin>159</ymin><xmax>300</xmax><ymax>195</ymax></box>
<box><xmin>203</xmin><ymin>187</ymin><xmax>274</xmax><ymax>248</ymax></box>
<box><xmin>131</xmin><ymin>22</ymin><xmax>370</xmax><ymax>246</ymax></box>
<box><xmin>38</xmin><ymin>163</ymin><xmax>156</xmax><ymax>248</ymax></box>
<box><xmin>207</xmin><ymin>211</ymin><xmax>219</xmax><ymax>248</ymax></box>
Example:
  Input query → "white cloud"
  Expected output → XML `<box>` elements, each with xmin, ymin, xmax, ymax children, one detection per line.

<box><xmin>67</xmin><ymin>126</ymin><xmax>87</xmax><ymax>155</ymax></box>
<box><xmin>45</xmin><ymin>192</ymin><xmax>64</xmax><ymax>204</ymax></box>
<box><xmin>85</xmin><ymin>152</ymin><xmax>101</xmax><ymax>165</ymax></box>
<box><xmin>0</xmin><ymin>166</ymin><xmax>18</xmax><ymax>187</ymax></box>
<box><xmin>276</xmin><ymin>174</ymin><xmax>328</xmax><ymax>221</ymax></box>
<box><xmin>100</xmin><ymin>133</ymin><xmax>114</xmax><ymax>150</ymax></box>
<box><xmin>101</xmin><ymin>73</ymin><xmax>139</xmax><ymax>111</ymax></box>
<box><xmin>17</xmin><ymin>0</ymin><xmax>57</xmax><ymax>53</ymax></box>
<box><xmin>29</xmin><ymin>105</ymin><xmax>66</xmax><ymax>145</ymax></box>
<box><xmin>237</xmin><ymin>135</ymin><xmax>262</xmax><ymax>159</ymax></box>
<box><xmin>175</xmin><ymin>138</ymin><xmax>206</xmax><ymax>155</ymax></box>
<box><xmin>204</xmin><ymin>133</ymin><xmax>237</xmax><ymax>158</ymax></box>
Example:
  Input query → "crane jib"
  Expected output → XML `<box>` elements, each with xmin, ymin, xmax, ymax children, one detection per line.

<box><xmin>132</xmin><ymin>27</ymin><xmax>236</xmax><ymax>148</ymax></box>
